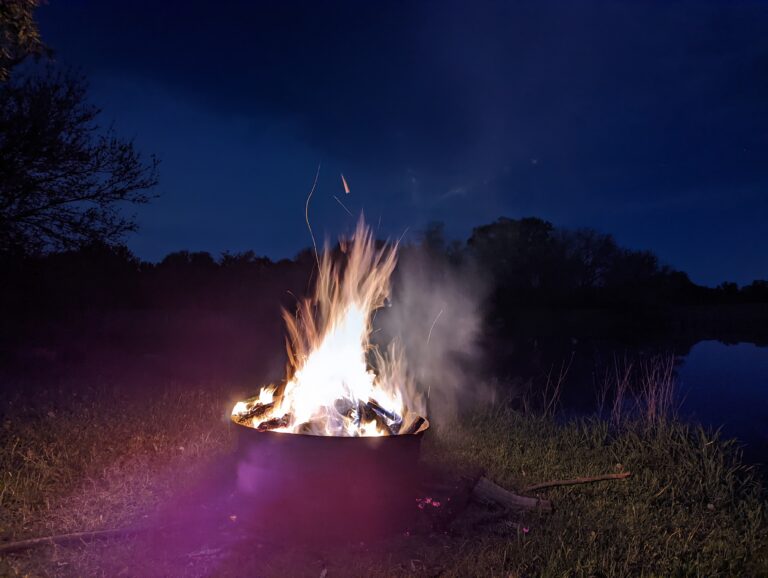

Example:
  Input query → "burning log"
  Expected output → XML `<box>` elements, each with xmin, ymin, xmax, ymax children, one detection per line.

<box><xmin>256</xmin><ymin>414</ymin><xmax>292</xmax><ymax>432</ymax></box>
<box><xmin>330</xmin><ymin>399</ymin><xmax>395</xmax><ymax>435</ymax></box>
<box><xmin>334</xmin><ymin>398</ymin><xmax>357</xmax><ymax>417</ymax></box>
<box><xmin>401</xmin><ymin>416</ymin><xmax>426</xmax><ymax>436</ymax></box>
<box><xmin>368</xmin><ymin>412</ymin><xmax>396</xmax><ymax>436</ymax></box>
<box><xmin>230</xmin><ymin>219</ymin><xmax>425</xmax><ymax>438</ymax></box>
<box><xmin>367</xmin><ymin>398</ymin><xmax>398</xmax><ymax>422</ymax></box>
<box><xmin>296</xmin><ymin>421</ymin><xmax>318</xmax><ymax>435</ymax></box>
<box><xmin>233</xmin><ymin>402</ymin><xmax>275</xmax><ymax>425</ymax></box>
<box><xmin>358</xmin><ymin>401</ymin><xmax>398</xmax><ymax>435</ymax></box>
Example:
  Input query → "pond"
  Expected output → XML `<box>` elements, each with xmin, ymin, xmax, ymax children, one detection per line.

<box><xmin>678</xmin><ymin>340</ymin><xmax>768</xmax><ymax>463</ymax></box>
<box><xmin>491</xmin><ymin>335</ymin><xmax>768</xmax><ymax>464</ymax></box>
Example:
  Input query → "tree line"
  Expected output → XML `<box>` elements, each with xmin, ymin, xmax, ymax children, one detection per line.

<box><xmin>1</xmin><ymin>3</ymin><xmax>766</xmax><ymax>334</ymax></box>
<box><xmin>2</xmin><ymin>218</ymin><xmax>766</xmax><ymax>323</ymax></box>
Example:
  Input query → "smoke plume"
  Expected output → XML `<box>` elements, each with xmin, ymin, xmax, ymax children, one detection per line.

<box><xmin>374</xmin><ymin>243</ymin><xmax>492</xmax><ymax>427</ymax></box>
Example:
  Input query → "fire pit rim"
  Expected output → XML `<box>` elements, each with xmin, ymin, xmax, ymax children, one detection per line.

<box><xmin>230</xmin><ymin>416</ymin><xmax>430</xmax><ymax>438</ymax></box>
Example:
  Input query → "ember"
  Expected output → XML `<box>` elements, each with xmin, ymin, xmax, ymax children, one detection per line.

<box><xmin>232</xmin><ymin>217</ymin><xmax>427</xmax><ymax>436</ymax></box>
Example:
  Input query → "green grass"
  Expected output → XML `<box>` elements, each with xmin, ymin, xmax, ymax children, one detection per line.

<box><xmin>0</xmin><ymin>384</ymin><xmax>234</xmax><ymax>576</ymax></box>
<box><xmin>426</xmin><ymin>407</ymin><xmax>767</xmax><ymax>577</ymax></box>
<box><xmin>1</xmin><ymin>385</ymin><xmax>766</xmax><ymax>577</ymax></box>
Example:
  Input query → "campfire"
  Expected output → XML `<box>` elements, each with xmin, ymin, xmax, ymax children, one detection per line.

<box><xmin>231</xmin><ymin>217</ymin><xmax>427</xmax><ymax>437</ymax></box>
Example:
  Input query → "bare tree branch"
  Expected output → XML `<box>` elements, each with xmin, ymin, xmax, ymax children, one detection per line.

<box><xmin>0</xmin><ymin>67</ymin><xmax>159</xmax><ymax>254</ymax></box>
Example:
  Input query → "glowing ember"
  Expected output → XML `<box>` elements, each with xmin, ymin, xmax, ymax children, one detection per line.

<box><xmin>232</xmin><ymin>217</ymin><xmax>426</xmax><ymax>436</ymax></box>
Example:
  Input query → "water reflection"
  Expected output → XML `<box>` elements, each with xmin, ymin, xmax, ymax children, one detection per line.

<box><xmin>492</xmin><ymin>337</ymin><xmax>768</xmax><ymax>463</ymax></box>
<box><xmin>678</xmin><ymin>340</ymin><xmax>768</xmax><ymax>462</ymax></box>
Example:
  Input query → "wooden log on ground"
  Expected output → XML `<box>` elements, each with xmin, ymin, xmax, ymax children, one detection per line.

<box><xmin>522</xmin><ymin>472</ymin><xmax>631</xmax><ymax>493</ymax></box>
<box><xmin>472</xmin><ymin>477</ymin><xmax>553</xmax><ymax>513</ymax></box>
<box><xmin>0</xmin><ymin>526</ymin><xmax>147</xmax><ymax>555</ymax></box>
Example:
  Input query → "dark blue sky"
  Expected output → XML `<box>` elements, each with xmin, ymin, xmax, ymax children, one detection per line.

<box><xmin>37</xmin><ymin>0</ymin><xmax>768</xmax><ymax>285</ymax></box>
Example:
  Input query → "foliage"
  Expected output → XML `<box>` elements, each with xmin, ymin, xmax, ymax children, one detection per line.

<box><xmin>0</xmin><ymin>0</ymin><xmax>47</xmax><ymax>81</ymax></box>
<box><xmin>466</xmin><ymin>216</ymin><xmax>702</xmax><ymax>309</ymax></box>
<box><xmin>0</xmin><ymin>68</ymin><xmax>158</xmax><ymax>255</ymax></box>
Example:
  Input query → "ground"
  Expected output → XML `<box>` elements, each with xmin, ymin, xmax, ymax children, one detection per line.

<box><xmin>1</xmin><ymin>381</ymin><xmax>766</xmax><ymax>577</ymax></box>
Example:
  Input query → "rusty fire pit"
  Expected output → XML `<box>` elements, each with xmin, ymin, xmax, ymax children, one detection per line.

<box><xmin>229</xmin><ymin>219</ymin><xmax>432</xmax><ymax>542</ymax></box>
<box><xmin>233</xmin><ymin>417</ymin><xmax>429</xmax><ymax>542</ymax></box>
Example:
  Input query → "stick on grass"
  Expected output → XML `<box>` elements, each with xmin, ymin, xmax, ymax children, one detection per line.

<box><xmin>522</xmin><ymin>472</ymin><xmax>631</xmax><ymax>493</ymax></box>
<box><xmin>0</xmin><ymin>526</ymin><xmax>147</xmax><ymax>555</ymax></box>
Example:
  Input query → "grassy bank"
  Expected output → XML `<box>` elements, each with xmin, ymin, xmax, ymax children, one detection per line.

<box><xmin>1</xmin><ymin>384</ymin><xmax>766</xmax><ymax>577</ymax></box>
<box><xmin>427</xmin><ymin>408</ymin><xmax>767</xmax><ymax>576</ymax></box>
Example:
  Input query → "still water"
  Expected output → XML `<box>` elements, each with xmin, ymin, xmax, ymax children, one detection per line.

<box><xmin>498</xmin><ymin>337</ymin><xmax>768</xmax><ymax>464</ymax></box>
<box><xmin>678</xmin><ymin>340</ymin><xmax>768</xmax><ymax>463</ymax></box>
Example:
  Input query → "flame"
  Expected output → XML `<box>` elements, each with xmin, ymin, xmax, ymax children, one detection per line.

<box><xmin>232</xmin><ymin>217</ymin><xmax>425</xmax><ymax>436</ymax></box>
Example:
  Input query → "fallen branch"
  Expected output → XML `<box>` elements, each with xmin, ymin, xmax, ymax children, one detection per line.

<box><xmin>522</xmin><ymin>472</ymin><xmax>631</xmax><ymax>493</ymax></box>
<box><xmin>0</xmin><ymin>526</ymin><xmax>146</xmax><ymax>555</ymax></box>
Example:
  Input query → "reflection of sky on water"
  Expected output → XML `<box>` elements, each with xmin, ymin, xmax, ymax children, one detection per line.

<box><xmin>678</xmin><ymin>341</ymin><xmax>768</xmax><ymax>462</ymax></box>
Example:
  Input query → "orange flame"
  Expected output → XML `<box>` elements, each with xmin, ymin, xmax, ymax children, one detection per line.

<box><xmin>232</xmin><ymin>217</ymin><xmax>425</xmax><ymax>436</ymax></box>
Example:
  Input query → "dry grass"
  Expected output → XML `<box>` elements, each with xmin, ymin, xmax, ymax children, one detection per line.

<box><xmin>0</xmin><ymin>383</ymin><xmax>233</xmax><ymax>575</ymax></box>
<box><xmin>596</xmin><ymin>353</ymin><xmax>679</xmax><ymax>428</ymax></box>
<box><xmin>427</xmin><ymin>409</ymin><xmax>767</xmax><ymax>577</ymax></box>
<box><xmin>0</xmin><ymin>377</ymin><xmax>765</xmax><ymax>577</ymax></box>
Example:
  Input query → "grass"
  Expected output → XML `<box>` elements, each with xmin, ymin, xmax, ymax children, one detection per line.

<box><xmin>0</xmin><ymin>381</ymin><xmax>766</xmax><ymax>577</ymax></box>
<box><xmin>0</xmin><ymin>383</ymin><xmax>234</xmax><ymax>576</ymax></box>
<box><xmin>427</xmin><ymin>409</ymin><xmax>767</xmax><ymax>577</ymax></box>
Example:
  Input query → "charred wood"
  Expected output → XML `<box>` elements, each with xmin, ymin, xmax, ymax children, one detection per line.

<box><xmin>296</xmin><ymin>421</ymin><xmax>318</xmax><ymax>435</ymax></box>
<box><xmin>256</xmin><ymin>414</ymin><xmax>292</xmax><ymax>432</ymax></box>
<box><xmin>368</xmin><ymin>411</ymin><xmax>395</xmax><ymax>436</ymax></box>
<box><xmin>367</xmin><ymin>398</ymin><xmax>398</xmax><ymax>422</ymax></box>
<box><xmin>401</xmin><ymin>416</ymin><xmax>426</xmax><ymax>435</ymax></box>
<box><xmin>236</xmin><ymin>402</ymin><xmax>275</xmax><ymax>422</ymax></box>
<box><xmin>366</xmin><ymin>399</ymin><xmax>402</xmax><ymax>434</ymax></box>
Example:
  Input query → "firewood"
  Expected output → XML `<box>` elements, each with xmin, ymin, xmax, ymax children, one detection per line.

<box><xmin>367</xmin><ymin>398</ymin><xmax>398</xmax><ymax>422</ymax></box>
<box><xmin>334</xmin><ymin>399</ymin><xmax>356</xmax><ymax>417</ymax></box>
<box><xmin>471</xmin><ymin>477</ymin><xmax>552</xmax><ymax>513</ymax></box>
<box><xmin>368</xmin><ymin>411</ymin><xmax>396</xmax><ymax>436</ymax></box>
<box><xmin>256</xmin><ymin>414</ymin><xmax>291</xmax><ymax>432</ymax></box>
<box><xmin>237</xmin><ymin>402</ymin><xmax>275</xmax><ymax>421</ymax></box>
<box><xmin>401</xmin><ymin>416</ymin><xmax>426</xmax><ymax>435</ymax></box>
<box><xmin>354</xmin><ymin>401</ymin><xmax>393</xmax><ymax>435</ymax></box>
<box><xmin>296</xmin><ymin>421</ymin><xmax>318</xmax><ymax>435</ymax></box>
<box><xmin>358</xmin><ymin>401</ymin><xmax>377</xmax><ymax>423</ymax></box>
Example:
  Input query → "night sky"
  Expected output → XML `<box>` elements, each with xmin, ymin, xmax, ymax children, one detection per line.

<box><xmin>37</xmin><ymin>0</ymin><xmax>768</xmax><ymax>286</ymax></box>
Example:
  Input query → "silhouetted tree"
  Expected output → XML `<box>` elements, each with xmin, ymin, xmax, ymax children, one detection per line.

<box><xmin>742</xmin><ymin>280</ymin><xmax>768</xmax><ymax>302</ymax></box>
<box><xmin>559</xmin><ymin>228</ymin><xmax>620</xmax><ymax>291</ymax></box>
<box><xmin>468</xmin><ymin>217</ymin><xmax>564</xmax><ymax>305</ymax></box>
<box><xmin>0</xmin><ymin>68</ymin><xmax>159</xmax><ymax>255</ymax></box>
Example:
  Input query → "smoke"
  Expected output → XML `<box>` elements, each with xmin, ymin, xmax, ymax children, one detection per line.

<box><xmin>375</xmin><ymin>244</ymin><xmax>493</xmax><ymax>427</ymax></box>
